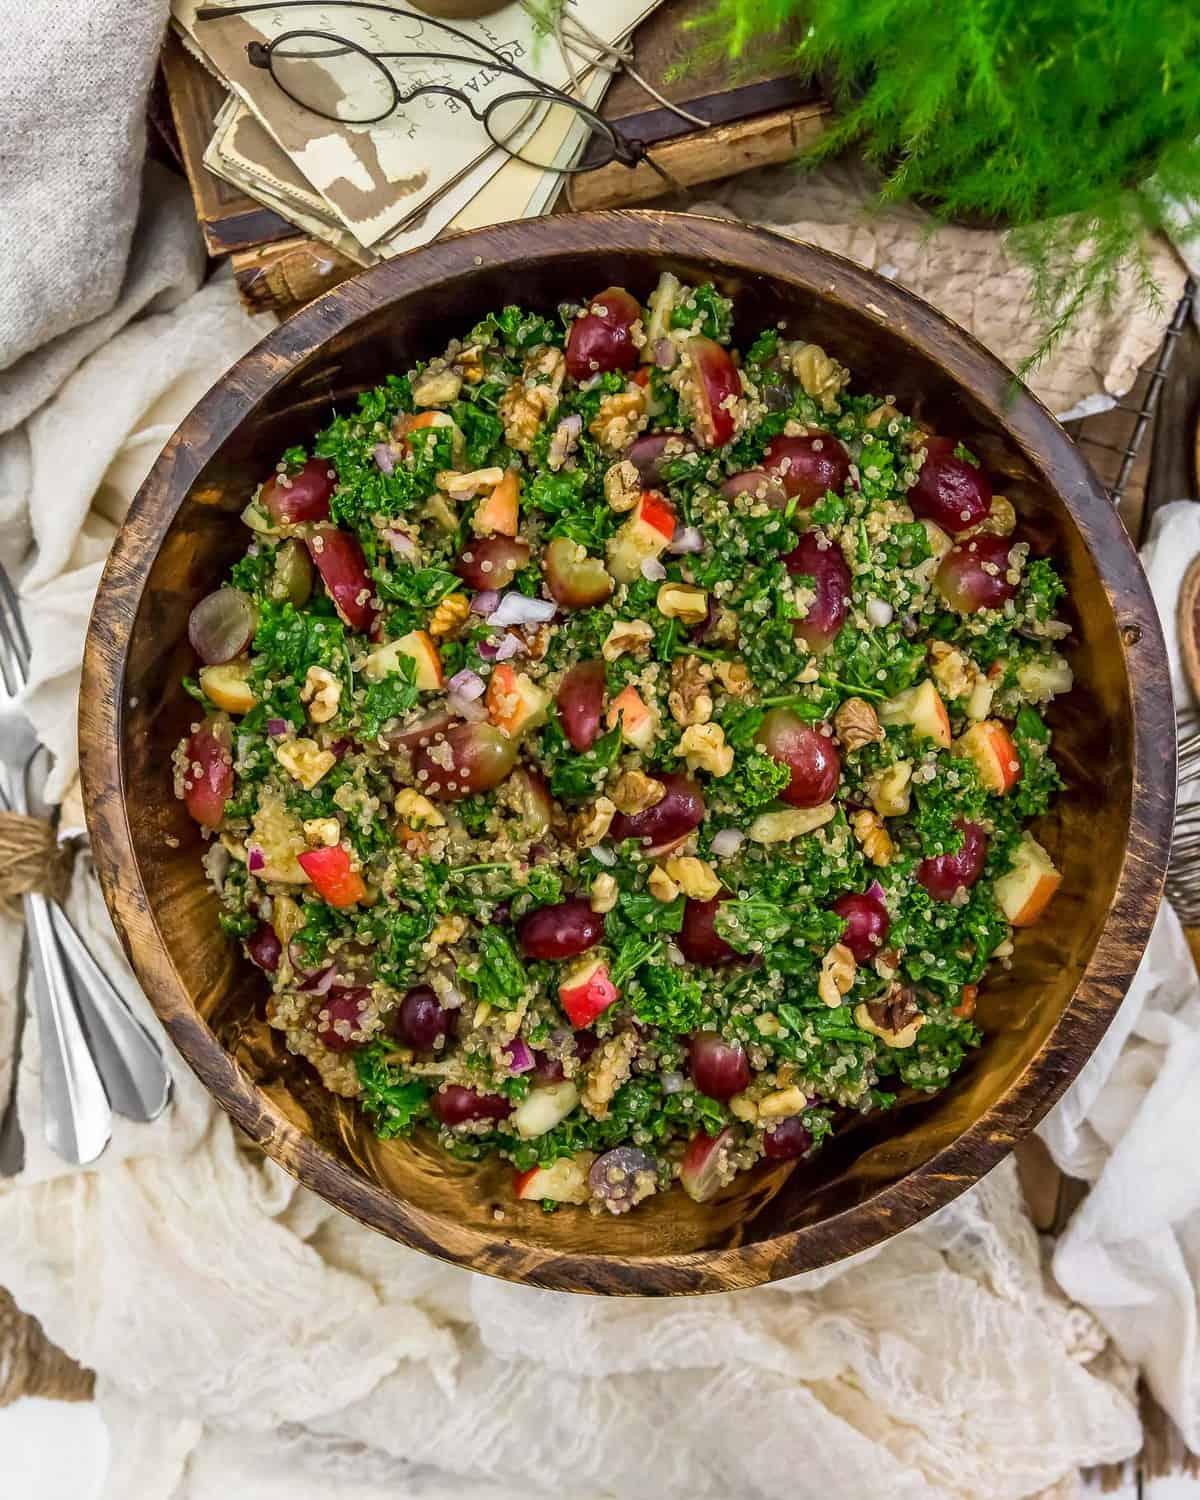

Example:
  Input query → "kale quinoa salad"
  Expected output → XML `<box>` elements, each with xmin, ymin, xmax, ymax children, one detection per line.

<box><xmin>176</xmin><ymin>275</ymin><xmax>1072</xmax><ymax>1215</ymax></box>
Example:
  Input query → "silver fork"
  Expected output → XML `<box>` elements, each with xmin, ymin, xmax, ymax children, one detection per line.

<box><xmin>0</xmin><ymin>565</ymin><xmax>171</xmax><ymax>1163</ymax></box>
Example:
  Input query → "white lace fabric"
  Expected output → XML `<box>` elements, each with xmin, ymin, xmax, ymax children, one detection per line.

<box><xmin>0</xmin><ymin>166</ymin><xmax>1198</xmax><ymax>1497</ymax></box>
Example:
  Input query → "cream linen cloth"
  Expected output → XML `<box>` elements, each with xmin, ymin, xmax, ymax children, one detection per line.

<box><xmin>2</xmin><ymin>182</ymin><xmax>1200</xmax><ymax>1498</ymax></box>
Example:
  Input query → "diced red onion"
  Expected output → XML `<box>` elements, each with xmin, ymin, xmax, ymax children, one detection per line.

<box><xmin>661</xmin><ymin>1070</ymin><xmax>685</xmax><ymax>1094</ymax></box>
<box><xmin>266</xmin><ymin>718</ymin><xmax>291</xmax><ymax>737</ymax></box>
<box><xmin>548</xmin><ymin>413</ymin><xmax>583</xmax><ymax>469</ymax></box>
<box><xmin>866</xmin><ymin>879</ymin><xmax>886</xmax><ymax>905</ymax></box>
<box><xmin>492</xmin><ymin>633</ymin><xmax>523</xmax><ymax>661</ymax></box>
<box><xmin>382</xmin><ymin>526</ymin><xmax>417</xmax><ymax>557</ymax></box>
<box><xmin>640</xmin><ymin>557</ymin><xmax>667</xmax><ymax>581</ymax></box>
<box><xmin>470</xmin><ymin>588</ymin><xmax>501</xmax><ymax>616</ymax></box>
<box><xmin>591</xmin><ymin>844</ymin><xmax>616</xmax><ymax>867</ymax></box>
<box><xmin>866</xmin><ymin>597</ymin><xmax>894</xmax><ymax>627</ymax></box>
<box><xmin>374</xmin><ymin>443</ymin><xmax>396</xmax><ymax>476</ymax></box>
<box><xmin>665</xmin><ymin>943</ymin><xmax>685</xmax><ymax>966</ymax></box>
<box><xmin>654</xmin><ymin>338</ymin><xmax>678</xmax><ymax>369</ymax></box>
<box><xmin>667</xmin><ymin>525</ymin><xmax>703</xmax><ymax>555</ymax></box>
<box><xmin>448</xmin><ymin>693</ymin><xmax>488</xmax><ymax>722</ymax></box>
<box><xmin>300</xmin><ymin>966</ymin><xmax>335</xmax><ymax>995</ymax></box>
<box><xmin>503</xmin><ymin>1038</ymin><xmax>535</xmax><ymax>1074</ymax></box>
<box><xmin>247</xmin><ymin>845</ymin><xmax>265</xmax><ymax>873</ymax></box>
<box><xmin>447</xmin><ymin>668</ymin><xmax>485</xmax><ymax>700</ymax></box>
<box><xmin>710</xmin><ymin>828</ymin><xmax>744</xmax><ymax>858</ymax></box>
<box><xmin>486</xmin><ymin>593</ymin><xmax>557</xmax><ymax>628</ymax></box>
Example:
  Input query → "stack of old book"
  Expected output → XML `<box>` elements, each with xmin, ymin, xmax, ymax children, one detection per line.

<box><xmin>162</xmin><ymin>0</ymin><xmax>826</xmax><ymax>315</ymax></box>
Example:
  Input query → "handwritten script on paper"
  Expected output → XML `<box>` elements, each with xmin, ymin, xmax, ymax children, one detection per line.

<box><xmin>174</xmin><ymin>0</ymin><xmax>655</xmax><ymax>247</ymax></box>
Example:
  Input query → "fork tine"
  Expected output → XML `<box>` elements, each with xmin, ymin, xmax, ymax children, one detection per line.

<box><xmin>0</xmin><ymin>561</ymin><xmax>31</xmax><ymax>670</ymax></box>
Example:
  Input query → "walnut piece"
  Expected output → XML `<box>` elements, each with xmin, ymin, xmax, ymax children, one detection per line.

<box><xmin>499</xmin><ymin>346</ymin><xmax>564</xmax><ymax>451</ymax></box>
<box><xmin>276</xmin><ymin>737</ymin><xmax>336</xmax><ymax>791</ymax></box>
<box><xmin>677</xmin><ymin>722</ymin><xmax>734</xmax><ymax>777</ymax></box>
<box><xmin>602</xmin><ymin>618</ymin><xmax>655</xmax><ymax>662</ymax></box>
<box><xmin>668</xmin><ymin>654</ymin><xmax>714</xmax><ymax>726</ymax></box>
<box><xmin>855</xmin><ymin>987</ymin><xmax>925</xmax><ymax>1048</ymax></box>
<box><xmin>864</xmin><ymin>401</ymin><xmax>903</xmax><ymax>431</ymax></box>
<box><xmin>603</xmin><ymin>459</ymin><xmax>643</xmax><ymax>513</ymax></box>
<box><xmin>582</xmin><ymin>1032</ymin><xmax>637</xmax><ymax>1119</ymax></box>
<box><xmin>833</xmin><ymin>696</ymin><xmax>884</xmax><ymax>752</ymax></box>
<box><xmin>866</xmin><ymin>761</ymin><xmax>912</xmax><ymax>818</ymax></box>
<box><xmin>302</xmin><ymin>817</ymin><xmax>341</xmax><ymax>848</ymax></box>
<box><xmin>647</xmin><ymin>865</ymin><xmax>680</xmax><ymax>902</ymax></box>
<box><xmin>428</xmin><ymin>591</ymin><xmax>470</xmax><ymax>639</ymax></box>
<box><xmin>571</xmin><ymin>796</ymin><xmax>615</xmax><ymax>848</ymax></box>
<box><xmin>757</xmin><ymin>1085</ymin><xmax>808</xmax><ymax>1120</ymax></box>
<box><xmin>656</xmin><ymin>583</ymin><xmax>709</xmax><ymax>624</ymax></box>
<box><xmin>789</xmin><ymin>342</ymin><xmax>849</xmax><ymax>412</ymax></box>
<box><xmin>713</xmin><ymin>658</ymin><xmax>752</xmax><ymax>698</ymax></box>
<box><xmin>852</xmin><ymin>808</ymin><xmax>895</xmax><ymax>866</ymax></box>
<box><xmin>437</xmin><ymin>466</ymin><xmax>505</xmax><ymax>500</ymax></box>
<box><xmin>928</xmin><ymin>640</ymin><xmax>978</xmax><ymax>702</ymax></box>
<box><xmin>427</xmin><ymin>914</ymin><xmax>467</xmax><ymax>953</ymax></box>
<box><xmin>300</xmin><ymin>664</ymin><xmax>341</xmax><ymax>725</ymax></box>
<box><xmin>817</xmin><ymin>942</ymin><xmax>857</xmax><ymax>1007</ymax></box>
<box><xmin>394</xmin><ymin>788</ymin><xmax>445</xmax><ymax>828</ymax></box>
<box><xmin>589</xmin><ymin>872</ymin><xmax>619</xmax><ymax>913</ymax></box>
<box><xmin>411</xmin><ymin>367</ymin><xmax>463</xmax><ymax>407</ymax></box>
<box><xmin>611</xmin><ymin>769</ymin><xmax>665</xmax><ymax>815</ymax></box>
<box><xmin>588</xmin><ymin>388</ymin><xmax>647</xmax><ymax>451</ymax></box>
<box><xmin>660</xmin><ymin>855</ymin><xmax>720</xmax><ymax>901</ymax></box>
<box><xmin>748</xmin><ymin>803</ymin><xmax>836</xmax><ymax>844</ymax></box>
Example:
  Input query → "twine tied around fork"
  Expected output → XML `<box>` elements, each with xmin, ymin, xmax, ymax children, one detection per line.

<box><xmin>0</xmin><ymin>1287</ymin><xmax>94</xmax><ymax>1406</ymax></box>
<box><xmin>0</xmin><ymin>809</ymin><xmax>73</xmax><ymax>915</ymax></box>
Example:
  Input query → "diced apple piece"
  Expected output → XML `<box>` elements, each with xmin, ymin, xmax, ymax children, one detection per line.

<box><xmin>879</xmin><ymin>678</ymin><xmax>951</xmax><ymax>748</ymax></box>
<box><xmin>965</xmin><ymin>673</ymin><xmax>995</xmax><ymax>722</ymax></box>
<box><xmin>512</xmin><ymin>1081</ymin><xmax>580</xmax><ymax>1140</ymax></box>
<box><xmin>606</xmin><ymin>684</ymin><xmax>658</xmax><ymax>752</ymax></box>
<box><xmin>297</xmin><ymin>845</ymin><xmax>366</xmax><ymax>908</ymax></box>
<box><xmin>642</xmin><ymin>271</ymin><xmax>682</xmax><ymax>351</ymax></box>
<box><xmin>994</xmin><ymin>833</ymin><xmax>1062</xmax><ymax>926</ymax></box>
<box><xmin>1016</xmin><ymin>654</ymin><xmax>1074</xmax><ymax>703</ymax></box>
<box><xmin>558</xmin><ymin>956</ymin><xmax>619</xmax><ymax>1028</ymax></box>
<box><xmin>679</xmin><ymin>1127</ymin><xmax>735</xmax><ymax>1203</ymax></box>
<box><xmin>544</xmin><ymin>536</ymin><xmax>614</xmax><ymax>609</ymax></box>
<box><xmin>513</xmin><ymin>1152</ymin><xmax>595</xmax><ymax>1204</ymax></box>
<box><xmin>954</xmin><ymin>720</ymin><xmax>1022</xmax><ymax>794</ymax></box>
<box><xmin>485</xmin><ymin>663</ymin><xmax>550</xmax><ymax>738</ymax></box>
<box><xmin>363</xmin><ymin>629</ymin><xmax>444</xmax><ymax>690</ymax></box>
<box><xmin>472</xmin><ymin>470</ymin><xmax>520</xmax><ymax>537</ymax></box>
<box><xmin>199</xmin><ymin>659</ymin><xmax>256</xmax><ymax>715</ymax></box>
<box><xmin>605</xmin><ymin>490</ymin><xmax>676</xmax><ymax>583</ymax></box>
<box><xmin>395</xmin><ymin>409</ymin><xmax>464</xmax><ymax>465</ymax></box>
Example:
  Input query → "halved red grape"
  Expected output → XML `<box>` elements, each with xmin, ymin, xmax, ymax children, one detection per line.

<box><xmin>392</xmin><ymin>984</ymin><xmax>450</xmax><ymax>1051</ymax></box>
<box><xmin>556</xmin><ymin>659</ymin><xmax>605</xmax><ymax>752</ymax></box>
<box><xmin>609</xmin><ymin>772</ymin><xmax>705</xmax><ymax>851</ymax></box>
<box><xmin>413</xmin><ymin>722</ymin><xmax>518</xmax><ymax>799</ymax></box>
<box><xmin>509</xmin><ymin>767</ymin><xmax>554</xmax><ymax>837</ymax></box>
<box><xmin>911</xmin><ymin>436</ymin><xmax>992</xmax><ymax>534</ymax></box>
<box><xmin>783</xmin><ymin>531</ymin><xmax>852</xmax><ymax>652</ymax></box>
<box><xmin>917</xmin><ymin>820</ymin><xmax>988</xmax><ymax>900</ymax></box>
<box><xmin>755</xmin><ymin>709</ymin><xmax>841</xmax><ymax>808</ymax></box>
<box><xmin>689</xmin><ymin>1030</ymin><xmax>751</xmax><ymax>1101</ymax></box>
<box><xmin>181</xmin><ymin>723</ymin><xmax>233</xmax><ymax>828</ymax></box>
<box><xmin>565</xmin><ymin>287</ymin><xmax>641</xmax><ymax>380</ymax></box>
<box><xmin>188</xmin><ymin>587</ymin><xmax>257</xmax><ymax>665</ymax></box>
<box><xmin>763</xmin><ymin>432</ymin><xmax>851</xmax><ymax>504</ymax></box>
<box><xmin>260</xmin><ymin>456</ymin><xmax>336</xmax><ymax>526</ymax></box>
<box><xmin>832</xmin><ymin>892</ymin><xmax>890</xmax><ymax>964</ymax></box>
<box><xmin>518</xmin><ymin>897</ymin><xmax>605</xmax><ymax>961</ymax></box>
<box><xmin>679</xmin><ymin>1127</ymin><xmax>735</xmax><ymax>1202</ymax></box>
<box><xmin>454</xmin><ymin>535</ymin><xmax>531</xmax><ymax>591</ymax></box>
<box><xmin>588</xmin><ymin>1146</ymin><xmax>657</xmax><ymax>1214</ymax></box>
<box><xmin>935</xmin><ymin>533</ymin><xmax>1018</xmax><ymax>613</ymax></box>
<box><xmin>763</xmin><ymin>1117</ymin><xmax>813</xmax><ymax>1160</ymax></box>
<box><xmin>679</xmin><ymin>894</ymin><xmax>737</xmax><ymax>967</ymax></box>
<box><xmin>722</xmin><ymin>469</ymin><xmax>788</xmax><ymax>507</ymax></box>
<box><xmin>627</xmin><ymin>431</ymin><xmax>693</xmax><ymax>487</ymax></box>
<box><xmin>271</xmin><ymin>537</ymin><xmax>314</xmax><ymax>605</ymax></box>
<box><xmin>308</xmin><ymin>527</ymin><xmax>377</xmax><ymax>632</ymax></box>
<box><xmin>245</xmin><ymin>922</ymin><xmax>281</xmax><ymax>971</ymax></box>
<box><xmin>684</xmin><ymin>336</ymin><xmax>741</xmax><ymax>448</ymax></box>
<box><xmin>430</xmin><ymin>1085</ymin><xmax>512</xmax><ymax>1126</ymax></box>
<box><xmin>316</xmin><ymin>986</ymin><xmax>369</xmax><ymax>1052</ymax></box>
<box><xmin>544</xmin><ymin>536</ymin><xmax>613</xmax><ymax>609</ymax></box>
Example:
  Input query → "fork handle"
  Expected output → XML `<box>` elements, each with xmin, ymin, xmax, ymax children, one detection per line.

<box><xmin>49</xmin><ymin>904</ymin><xmax>172</xmax><ymax>1122</ymax></box>
<box><xmin>22</xmin><ymin>891</ymin><xmax>111</xmax><ymax>1165</ymax></box>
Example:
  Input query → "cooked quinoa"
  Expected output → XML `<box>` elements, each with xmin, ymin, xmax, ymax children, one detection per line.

<box><xmin>177</xmin><ymin>275</ymin><xmax>1071</xmax><ymax>1214</ymax></box>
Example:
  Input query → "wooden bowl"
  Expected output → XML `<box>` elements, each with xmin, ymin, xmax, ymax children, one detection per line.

<box><xmin>80</xmin><ymin>212</ymin><xmax>1174</xmax><ymax>1294</ymax></box>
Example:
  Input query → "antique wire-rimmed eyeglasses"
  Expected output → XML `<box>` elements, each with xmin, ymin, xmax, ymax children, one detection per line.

<box><xmin>195</xmin><ymin>1</ymin><xmax>680</xmax><ymax>184</ymax></box>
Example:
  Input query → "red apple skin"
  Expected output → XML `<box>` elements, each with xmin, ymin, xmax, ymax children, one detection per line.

<box><xmin>558</xmin><ymin>958</ymin><xmax>620</xmax><ymax>1028</ymax></box>
<box><xmin>307</xmin><ymin>527</ymin><xmax>377</xmax><ymax>632</ymax></box>
<box><xmin>685</xmin><ymin>337</ymin><xmax>741</xmax><ymax>448</ymax></box>
<box><xmin>565</xmin><ymin>287</ymin><xmax>641</xmax><ymax>380</ymax></box>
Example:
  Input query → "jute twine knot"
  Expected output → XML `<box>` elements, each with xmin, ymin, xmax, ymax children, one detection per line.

<box><xmin>0</xmin><ymin>1287</ymin><xmax>93</xmax><ymax>1406</ymax></box>
<box><xmin>0</xmin><ymin>809</ymin><xmax>73</xmax><ymax>915</ymax></box>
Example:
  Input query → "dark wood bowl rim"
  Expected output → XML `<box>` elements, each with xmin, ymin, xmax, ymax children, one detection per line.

<box><xmin>80</xmin><ymin>210</ymin><xmax>1174</xmax><ymax>1294</ymax></box>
